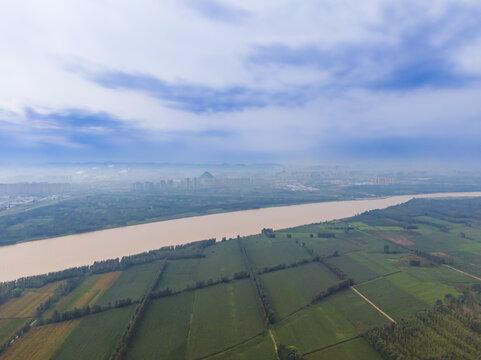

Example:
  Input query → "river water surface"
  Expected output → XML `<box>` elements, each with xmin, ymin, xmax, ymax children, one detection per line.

<box><xmin>1</xmin><ymin>192</ymin><xmax>481</xmax><ymax>282</ymax></box>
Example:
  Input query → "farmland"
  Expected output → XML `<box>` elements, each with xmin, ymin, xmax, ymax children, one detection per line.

<box><xmin>0</xmin><ymin>282</ymin><xmax>61</xmax><ymax>318</ymax></box>
<box><xmin>305</xmin><ymin>338</ymin><xmax>383</xmax><ymax>360</ymax></box>
<box><xmin>97</xmin><ymin>261</ymin><xmax>162</xmax><ymax>305</ymax></box>
<box><xmin>51</xmin><ymin>306</ymin><xmax>136</xmax><ymax>360</ymax></box>
<box><xmin>208</xmin><ymin>333</ymin><xmax>277</xmax><ymax>360</ymax></box>
<box><xmin>260</xmin><ymin>262</ymin><xmax>340</xmax><ymax>319</ymax></box>
<box><xmin>0</xmin><ymin>321</ymin><xmax>77</xmax><ymax>360</ymax></box>
<box><xmin>1</xmin><ymin>197</ymin><xmax>481</xmax><ymax>359</ymax></box>
<box><xmin>242</xmin><ymin>236</ymin><xmax>311</xmax><ymax>270</ymax></box>
<box><xmin>125</xmin><ymin>292</ymin><xmax>195</xmax><ymax>359</ymax></box>
<box><xmin>273</xmin><ymin>289</ymin><xmax>389</xmax><ymax>354</ymax></box>
<box><xmin>155</xmin><ymin>258</ymin><xmax>202</xmax><ymax>291</ymax></box>
<box><xmin>197</xmin><ymin>239</ymin><xmax>246</xmax><ymax>280</ymax></box>
<box><xmin>184</xmin><ymin>279</ymin><xmax>265</xmax><ymax>359</ymax></box>
<box><xmin>0</xmin><ymin>318</ymin><xmax>26</xmax><ymax>345</ymax></box>
<box><xmin>127</xmin><ymin>279</ymin><xmax>264</xmax><ymax>359</ymax></box>
<box><xmin>51</xmin><ymin>272</ymin><xmax>120</xmax><ymax>313</ymax></box>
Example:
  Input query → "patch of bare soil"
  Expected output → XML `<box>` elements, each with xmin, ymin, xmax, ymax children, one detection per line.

<box><xmin>385</xmin><ymin>235</ymin><xmax>415</xmax><ymax>246</ymax></box>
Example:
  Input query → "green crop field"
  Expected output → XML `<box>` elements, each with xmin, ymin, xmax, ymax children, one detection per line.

<box><xmin>0</xmin><ymin>318</ymin><xmax>27</xmax><ymax>344</ymax></box>
<box><xmin>155</xmin><ymin>242</ymin><xmax>246</xmax><ymax>293</ymax></box>
<box><xmin>3</xmin><ymin>197</ymin><xmax>481</xmax><ymax>359</ymax></box>
<box><xmin>128</xmin><ymin>279</ymin><xmax>264</xmax><ymax>360</ymax></box>
<box><xmin>155</xmin><ymin>258</ymin><xmax>201</xmax><ymax>291</ymax></box>
<box><xmin>52</xmin><ymin>272</ymin><xmax>120</xmax><ymax>313</ymax></box>
<box><xmin>261</xmin><ymin>262</ymin><xmax>340</xmax><ymax>319</ymax></box>
<box><xmin>403</xmin><ymin>264</ymin><xmax>477</xmax><ymax>285</ymax></box>
<box><xmin>453</xmin><ymin>261</ymin><xmax>481</xmax><ymax>277</ymax></box>
<box><xmin>198</xmin><ymin>239</ymin><xmax>246</xmax><ymax>280</ymax></box>
<box><xmin>51</xmin><ymin>306</ymin><xmax>136</xmax><ymax>360</ymax></box>
<box><xmin>185</xmin><ymin>279</ymin><xmax>265</xmax><ymax>359</ymax></box>
<box><xmin>355</xmin><ymin>270</ymin><xmax>461</xmax><ymax>322</ymax></box>
<box><xmin>305</xmin><ymin>337</ymin><xmax>383</xmax><ymax>360</ymax></box>
<box><xmin>386</xmin><ymin>271</ymin><xmax>460</xmax><ymax>306</ymax></box>
<box><xmin>126</xmin><ymin>292</ymin><xmax>195</xmax><ymax>360</ymax></box>
<box><xmin>326</xmin><ymin>254</ymin><xmax>378</xmax><ymax>283</ymax></box>
<box><xmin>97</xmin><ymin>261</ymin><xmax>163</xmax><ymax>305</ymax></box>
<box><xmin>0</xmin><ymin>282</ymin><xmax>61</xmax><ymax>318</ymax></box>
<box><xmin>355</xmin><ymin>277</ymin><xmax>428</xmax><ymax>321</ymax></box>
<box><xmin>0</xmin><ymin>321</ymin><xmax>78</xmax><ymax>360</ymax></box>
<box><xmin>349</xmin><ymin>221</ymin><xmax>404</xmax><ymax>231</ymax></box>
<box><xmin>347</xmin><ymin>252</ymin><xmax>399</xmax><ymax>276</ymax></box>
<box><xmin>242</xmin><ymin>236</ymin><xmax>310</xmax><ymax>270</ymax></box>
<box><xmin>302</xmin><ymin>235</ymin><xmax>360</xmax><ymax>256</ymax></box>
<box><xmin>273</xmin><ymin>289</ymin><xmax>389</xmax><ymax>354</ymax></box>
<box><xmin>207</xmin><ymin>333</ymin><xmax>277</xmax><ymax>360</ymax></box>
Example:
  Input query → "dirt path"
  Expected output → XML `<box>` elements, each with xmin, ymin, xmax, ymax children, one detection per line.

<box><xmin>442</xmin><ymin>264</ymin><xmax>481</xmax><ymax>281</ymax></box>
<box><xmin>350</xmin><ymin>287</ymin><xmax>396</xmax><ymax>323</ymax></box>
<box><xmin>268</xmin><ymin>328</ymin><xmax>279</xmax><ymax>357</ymax></box>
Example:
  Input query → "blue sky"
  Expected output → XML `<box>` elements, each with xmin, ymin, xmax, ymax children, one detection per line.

<box><xmin>1</xmin><ymin>0</ymin><xmax>481</xmax><ymax>165</ymax></box>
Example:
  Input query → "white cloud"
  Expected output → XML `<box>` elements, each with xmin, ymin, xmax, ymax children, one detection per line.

<box><xmin>0</xmin><ymin>0</ymin><xmax>480</xmax><ymax>162</ymax></box>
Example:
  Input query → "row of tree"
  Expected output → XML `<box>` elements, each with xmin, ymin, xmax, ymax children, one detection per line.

<box><xmin>150</xmin><ymin>269</ymin><xmax>250</xmax><ymax>300</ymax></box>
<box><xmin>258</xmin><ymin>258</ymin><xmax>312</xmax><ymax>275</ymax></box>
<box><xmin>311</xmin><ymin>279</ymin><xmax>354</xmax><ymax>303</ymax></box>
<box><xmin>365</xmin><ymin>285</ymin><xmax>481</xmax><ymax>360</ymax></box>
<box><xmin>0</xmin><ymin>276</ymin><xmax>87</xmax><ymax>355</ymax></box>
<box><xmin>0</xmin><ymin>322</ymin><xmax>32</xmax><ymax>356</ymax></box>
<box><xmin>110</xmin><ymin>260</ymin><xmax>167</xmax><ymax>360</ymax></box>
<box><xmin>295</xmin><ymin>241</ymin><xmax>347</xmax><ymax>280</ymax></box>
<box><xmin>261</xmin><ymin>228</ymin><xmax>276</xmax><ymax>238</ymax></box>
<box><xmin>412</xmin><ymin>249</ymin><xmax>453</xmax><ymax>265</ymax></box>
<box><xmin>320</xmin><ymin>258</ymin><xmax>347</xmax><ymax>280</ymax></box>
<box><xmin>239</xmin><ymin>240</ymin><xmax>275</xmax><ymax>325</ymax></box>
<box><xmin>35</xmin><ymin>276</ymin><xmax>85</xmax><ymax>318</ymax></box>
<box><xmin>43</xmin><ymin>298</ymin><xmax>136</xmax><ymax>324</ymax></box>
<box><xmin>277</xmin><ymin>344</ymin><xmax>305</xmax><ymax>360</ymax></box>
<box><xmin>316</xmin><ymin>232</ymin><xmax>336</xmax><ymax>238</ymax></box>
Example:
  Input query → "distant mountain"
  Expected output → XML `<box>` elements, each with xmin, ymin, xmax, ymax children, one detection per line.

<box><xmin>199</xmin><ymin>171</ymin><xmax>214</xmax><ymax>179</ymax></box>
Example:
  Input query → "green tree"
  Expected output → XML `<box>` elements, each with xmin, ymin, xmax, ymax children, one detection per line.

<box><xmin>12</xmin><ymin>288</ymin><xmax>22</xmax><ymax>298</ymax></box>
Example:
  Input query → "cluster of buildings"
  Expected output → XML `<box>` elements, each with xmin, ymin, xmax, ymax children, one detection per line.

<box><xmin>132</xmin><ymin>172</ymin><xmax>252</xmax><ymax>192</ymax></box>
<box><xmin>370</xmin><ymin>177</ymin><xmax>397</xmax><ymax>185</ymax></box>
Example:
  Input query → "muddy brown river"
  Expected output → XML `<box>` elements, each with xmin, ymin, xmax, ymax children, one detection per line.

<box><xmin>1</xmin><ymin>192</ymin><xmax>480</xmax><ymax>282</ymax></box>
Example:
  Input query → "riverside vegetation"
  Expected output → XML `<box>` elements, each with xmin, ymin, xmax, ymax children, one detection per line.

<box><xmin>1</xmin><ymin>197</ymin><xmax>481</xmax><ymax>359</ymax></box>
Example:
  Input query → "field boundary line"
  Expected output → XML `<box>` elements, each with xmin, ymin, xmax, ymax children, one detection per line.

<box><xmin>109</xmin><ymin>259</ymin><xmax>167</xmax><ymax>360</ymax></box>
<box><xmin>185</xmin><ymin>289</ymin><xmax>198</xmax><ymax>359</ymax></box>
<box><xmin>353</xmin><ymin>270</ymin><xmax>402</xmax><ymax>287</ymax></box>
<box><xmin>276</xmin><ymin>304</ymin><xmax>310</xmax><ymax>324</ymax></box>
<box><xmin>268</xmin><ymin>328</ymin><xmax>278</xmax><ymax>355</ymax></box>
<box><xmin>302</xmin><ymin>335</ymin><xmax>360</xmax><ymax>356</ymax></box>
<box><xmin>350</xmin><ymin>286</ymin><xmax>396</xmax><ymax>323</ymax></box>
<box><xmin>276</xmin><ymin>280</ymin><xmax>356</xmax><ymax>325</ymax></box>
<box><xmin>195</xmin><ymin>331</ymin><xmax>266</xmax><ymax>360</ymax></box>
<box><xmin>442</xmin><ymin>264</ymin><xmax>481</xmax><ymax>281</ymax></box>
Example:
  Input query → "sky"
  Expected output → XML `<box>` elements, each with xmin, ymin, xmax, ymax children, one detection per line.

<box><xmin>1</xmin><ymin>0</ymin><xmax>481</xmax><ymax>165</ymax></box>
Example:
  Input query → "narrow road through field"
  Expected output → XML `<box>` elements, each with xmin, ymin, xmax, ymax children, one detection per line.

<box><xmin>350</xmin><ymin>287</ymin><xmax>396</xmax><ymax>323</ymax></box>
<box><xmin>268</xmin><ymin>328</ymin><xmax>278</xmax><ymax>354</ymax></box>
<box><xmin>442</xmin><ymin>264</ymin><xmax>481</xmax><ymax>281</ymax></box>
